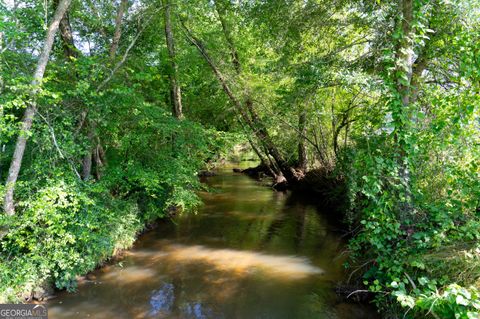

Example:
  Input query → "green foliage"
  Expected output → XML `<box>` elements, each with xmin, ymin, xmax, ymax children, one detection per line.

<box><xmin>1</xmin><ymin>0</ymin><xmax>480</xmax><ymax>316</ymax></box>
<box><xmin>338</xmin><ymin>2</ymin><xmax>480</xmax><ymax>318</ymax></box>
<box><xmin>414</xmin><ymin>284</ymin><xmax>480</xmax><ymax>318</ymax></box>
<box><xmin>0</xmin><ymin>179</ymin><xmax>141</xmax><ymax>301</ymax></box>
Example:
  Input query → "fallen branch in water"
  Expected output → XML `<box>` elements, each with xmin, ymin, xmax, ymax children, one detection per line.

<box><xmin>346</xmin><ymin>289</ymin><xmax>370</xmax><ymax>299</ymax></box>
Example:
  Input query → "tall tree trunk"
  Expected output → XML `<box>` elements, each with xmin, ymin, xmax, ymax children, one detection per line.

<box><xmin>163</xmin><ymin>0</ymin><xmax>183</xmax><ymax>119</ymax></box>
<box><xmin>93</xmin><ymin>137</ymin><xmax>106</xmax><ymax>180</ymax></box>
<box><xmin>82</xmin><ymin>153</ymin><xmax>93</xmax><ymax>180</ymax></box>
<box><xmin>56</xmin><ymin>0</ymin><xmax>77</xmax><ymax>60</ymax></box>
<box><xmin>81</xmin><ymin>127</ymin><xmax>94</xmax><ymax>180</ymax></box>
<box><xmin>396</xmin><ymin>0</ymin><xmax>414</xmax><ymax>109</ymax></box>
<box><xmin>55</xmin><ymin>2</ymin><xmax>93</xmax><ymax>180</ymax></box>
<box><xmin>297</xmin><ymin>109</ymin><xmax>308</xmax><ymax>171</ymax></box>
<box><xmin>3</xmin><ymin>0</ymin><xmax>72</xmax><ymax>215</ymax></box>
<box><xmin>109</xmin><ymin>0</ymin><xmax>128</xmax><ymax>61</ymax></box>
<box><xmin>0</xmin><ymin>31</ymin><xmax>4</xmax><ymax>116</ymax></box>
<box><xmin>393</xmin><ymin>0</ymin><xmax>415</xmax><ymax>218</ymax></box>
<box><xmin>83</xmin><ymin>0</ymin><xmax>129</xmax><ymax>180</ymax></box>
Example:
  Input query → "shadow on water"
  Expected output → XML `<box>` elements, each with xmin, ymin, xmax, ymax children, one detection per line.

<box><xmin>47</xmin><ymin>169</ymin><xmax>379</xmax><ymax>319</ymax></box>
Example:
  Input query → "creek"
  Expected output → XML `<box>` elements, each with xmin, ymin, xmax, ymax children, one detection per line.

<box><xmin>47</xmin><ymin>168</ymin><xmax>377</xmax><ymax>318</ymax></box>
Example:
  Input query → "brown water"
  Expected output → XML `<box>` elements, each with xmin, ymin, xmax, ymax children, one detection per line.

<box><xmin>47</xmin><ymin>169</ymin><xmax>377</xmax><ymax>319</ymax></box>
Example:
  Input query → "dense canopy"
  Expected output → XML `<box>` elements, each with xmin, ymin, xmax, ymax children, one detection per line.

<box><xmin>1</xmin><ymin>0</ymin><xmax>480</xmax><ymax>317</ymax></box>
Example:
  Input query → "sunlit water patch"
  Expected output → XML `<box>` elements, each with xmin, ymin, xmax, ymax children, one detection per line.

<box><xmin>159</xmin><ymin>244</ymin><xmax>323</xmax><ymax>279</ymax></box>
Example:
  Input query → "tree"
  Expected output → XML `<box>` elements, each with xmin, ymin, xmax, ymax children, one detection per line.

<box><xmin>163</xmin><ymin>0</ymin><xmax>183</xmax><ymax>119</ymax></box>
<box><xmin>109</xmin><ymin>0</ymin><xmax>128</xmax><ymax>61</ymax></box>
<box><xmin>3</xmin><ymin>0</ymin><xmax>73</xmax><ymax>215</ymax></box>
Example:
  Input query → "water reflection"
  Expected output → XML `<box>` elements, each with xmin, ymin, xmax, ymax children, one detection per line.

<box><xmin>149</xmin><ymin>283</ymin><xmax>174</xmax><ymax>316</ymax></box>
<box><xmin>47</xmin><ymin>170</ymin><xmax>378</xmax><ymax>319</ymax></box>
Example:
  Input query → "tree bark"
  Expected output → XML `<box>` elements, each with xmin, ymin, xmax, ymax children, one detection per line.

<box><xmin>82</xmin><ymin>153</ymin><xmax>93</xmax><ymax>180</ymax></box>
<box><xmin>81</xmin><ymin>127</ymin><xmax>94</xmax><ymax>180</ymax></box>
<box><xmin>109</xmin><ymin>0</ymin><xmax>128</xmax><ymax>61</ymax></box>
<box><xmin>54</xmin><ymin>2</ymin><xmax>94</xmax><ymax>181</ymax></box>
<box><xmin>56</xmin><ymin>0</ymin><xmax>77</xmax><ymax>60</ymax></box>
<box><xmin>94</xmin><ymin>144</ymin><xmax>104</xmax><ymax>180</ymax></box>
<box><xmin>297</xmin><ymin>109</ymin><xmax>308</xmax><ymax>171</ymax></box>
<box><xmin>0</xmin><ymin>32</ymin><xmax>4</xmax><ymax>113</ymax></box>
<box><xmin>163</xmin><ymin>0</ymin><xmax>183</xmax><ymax>119</ymax></box>
<box><xmin>3</xmin><ymin>0</ymin><xmax>72</xmax><ymax>215</ymax></box>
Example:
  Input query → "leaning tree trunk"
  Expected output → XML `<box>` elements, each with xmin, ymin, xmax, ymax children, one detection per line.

<box><xmin>214</xmin><ymin>0</ymin><xmax>241</xmax><ymax>73</ymax></box>
<box><xmin>181</xmin><ymin>23</ymin><xmax>300</xmax><ymax>184</ymax></box>
<box><xmin>3</xmin><ymin>0</ymin><xmax>72</xmax><ymax>215</ymax></box>
<box><xmin>163</xmin><ymin>0</ymin><xmax>183</xmax><ymax>119</ymax></box>
<box><xmin>213</xmin><ymin>1</ymin><xmax>302</xmax><ymax>184</ymax></box>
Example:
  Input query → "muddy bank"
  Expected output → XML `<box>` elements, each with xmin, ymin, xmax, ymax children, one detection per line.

<box><xmin>235</xmin><ymin>165</ymin><xmax>349</xmax><ymax>218</ymax></box>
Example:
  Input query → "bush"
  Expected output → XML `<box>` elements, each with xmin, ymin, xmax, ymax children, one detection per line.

<box><xmin>0</xmin><ymin>180</ymin><xmax>141</xmax><ymax>301</ymax></box>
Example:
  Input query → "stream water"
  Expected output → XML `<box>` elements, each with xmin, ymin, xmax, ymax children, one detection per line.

<box><xmin>47</xmin><ymin>169</ymin><xmax>378</xmax><ymax>318</ymax></box>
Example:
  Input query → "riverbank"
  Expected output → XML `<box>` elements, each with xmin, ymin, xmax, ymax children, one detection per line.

<box><xmin>0</xmin><ymin>163</ymin><xmax>209</xmax><ymax>303</ymax></box>
<box><xmin>238</xmin><ymin>160</ymin><xmax>480</xmax><ymax>318</ymax></box>
<box><xmin>0</xmin><ymin>190</ymin><xmax>144</xmax><ymax>303</ymax></box>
